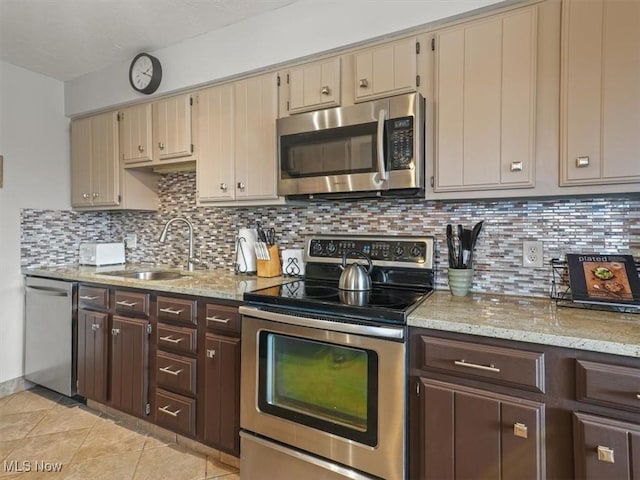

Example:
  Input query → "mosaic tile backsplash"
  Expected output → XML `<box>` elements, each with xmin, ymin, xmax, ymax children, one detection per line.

<box><xmin>21</xmin><ymin>171</ymin><xmax>640</xmax><ymax>298</ymax></box>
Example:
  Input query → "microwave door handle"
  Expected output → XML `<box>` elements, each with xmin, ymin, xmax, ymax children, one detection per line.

<box><xmin>376</xmin><ymin>109</ymin><xmax>388</xmax><ymax>181</ymax></box>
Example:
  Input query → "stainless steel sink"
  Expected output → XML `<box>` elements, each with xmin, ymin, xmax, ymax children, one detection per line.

<box><xmin>101</xmin><ymin>270</ymin><xmax>187</xmax><ymax>281</ymax></box>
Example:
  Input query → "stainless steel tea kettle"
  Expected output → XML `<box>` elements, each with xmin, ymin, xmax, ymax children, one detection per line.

<box><xmin>339</xmin><ymin>251</ymin><xmax>373</xmax><ymax>291</ymax></box>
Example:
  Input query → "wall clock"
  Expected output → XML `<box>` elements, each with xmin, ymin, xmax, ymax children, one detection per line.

<box><xmin>129</xmin><ymin>53</ymin><xmax>162</xmax><ymax>95</ymax></box>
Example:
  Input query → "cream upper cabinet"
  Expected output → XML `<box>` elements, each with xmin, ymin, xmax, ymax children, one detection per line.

<box><xmin>71</xmin><ymin>112</ymin><xmax>120</xmax><ymax>209</ymax></box>
<box><xmin>152</xmin><ymin>93</ymin><xmax>195</xmax><ymax>163</ymax></box>
<box><xmin>287</xmin><ymin>57</ymin><xmax>341</xmax><ymax>114</ymax></box>
<box><xmin>560</xmin><ymin>0</ymin><xmax>640</xmax><ymax>186</ymax></box>
<box><xmin>354</xmin><ymin>37</ymin><xmax>418</xmax><ymax>102</ymax></box>
<box><xmin>433</xmin><ymin>5</ymin><xmax>538</xmax><ymax>192</ymax></box>
<box><xmin>196</xmin><ymin>72</ymin><xmax>279</xmax><ymax>203</ymax></box>
<box><xmin>119</xmin><ymin>103</ymin><xmax>153</xmax><ymax>166</ymax></box>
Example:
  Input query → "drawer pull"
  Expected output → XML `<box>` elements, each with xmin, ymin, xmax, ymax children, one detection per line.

<box><xmin>80</xmin><ymin>295</ymin><xmax>99</xmax><ymax>300</ymax></box>
<box><xmin>597</xmin><ymin>445</ymin><xmax>615</xmax><ymax>464</ymax></box>
<box><xmin>111</xmin><ymin>328</ymin><xmax>120</xmax><ymax>336</ymax></box>
<box><xmin>159</xmin><ymin>335</ymin><xmax>183</xmax><ymax>344</ymax></box>
<box><xmin>513</xmin><ymin>422</ymin><xmax>528</xmax><ymax>439</ymax></box>
<box><xmin>207</xmin><ymin>349</ymin><xmax>216</xmax><ymax>358</ymax></box>
<box><xmin>454</xmin><ymin>360</ymin><xmax>501</xmax><ymax>373</ymax></box>
<box><xmin>158</xmin><ymin>405</ymin><xmax>181</xmax><ymax>418</ymax></box>
<box><xmin>159</xmin><ymin>366</ymin><xmax>183</xmax><ymax>376</ymax></box>
<box><xmin>206</xmin><ymin>315</ymin><xmax>230</xmax><ymax>324</ymax></box>
<box><xmin>510</xmin><ymin>161</ymin><xmax>523</xmax><ymax>172</ymax></box>
<box><xmin>159</xmin><ymin>307</ymin><xmax>184</xmax><ymax>315</ymax></box>
<box><xmin>636</xmin><ymin>394</ymin><xmax>640</xmax><ymax>400</ymax></box>
<box><xmin>320</xmin><ymin>85</ymin><xmax>331</xmax><ymax>95</ymax></box>
<box><xmin>576</xmin><ymin>156</ymin><xmax>590</xmax><ymax>168</ymax></box>
<box><xmin>359</xmin><ymin>78</ymin><xmax>369</xmax><ymax>88</ymax></box>
<box><xmin>91</xmin><ymin>323</ymin><xmax>101</xmax><ymax>331</ymax></box>
<box><xmin>116</xmin><ymin>300</ymin><xmax>138</xmax><ymax>307</ymax></box>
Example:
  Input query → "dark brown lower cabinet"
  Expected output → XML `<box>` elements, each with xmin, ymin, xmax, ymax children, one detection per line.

<box><xmin>77</xmin><ymin>309</ymin><xmax>108</xmax><ymax>402</ymax></box>
<box><xmin>420</xmin><ymin>378</ymin><xmax>544</xmax><ymax>480</ymax></box>
<box><xmin>203</xmin><ymin>333</ymin><xmax>240</xmax><ymax>455</ymax></box>
<box><xmin>574</xmin><ymin>412</ymin><xmax>640</xmax><ymax>480</ymax></box>
<box><xmin>110</xmin><ymin>315</ymin><xmax>149</xmax><ymax>417</ymax></box>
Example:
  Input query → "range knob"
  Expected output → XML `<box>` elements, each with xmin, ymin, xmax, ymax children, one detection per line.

<box><xmin>394</xmin><ymin>245</ymin><xmax>405</xmax><ymax>257</ymax></box>
<box><xmin>410</xmin><ymin>246</ymin><xmax>423</xmax><ymax>257</ymax></box>
<box><xmin>326</xmin><ymin>242</ymin><xmax>337</xmax><ymax>255</ymax></box>
<box><xmin>311</xmin><ymin>241</ymin><xmax>323</xmax><ymax>255</ymax></box>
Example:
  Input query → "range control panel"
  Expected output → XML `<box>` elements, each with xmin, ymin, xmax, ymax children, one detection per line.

<box><xmin>306</xmin><ymin>235</ymin><xmax>434</xmax><ymax>269</ymax></box>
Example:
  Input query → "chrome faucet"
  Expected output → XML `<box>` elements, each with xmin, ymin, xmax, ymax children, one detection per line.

<box><xmin>158</xmin><ymin>217</ymin><xmax>203</xmax><ymax>272</ymax></box>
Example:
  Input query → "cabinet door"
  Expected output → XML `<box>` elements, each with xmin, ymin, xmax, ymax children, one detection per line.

<box><xmin>90</xmin><ymin>111</ymin><xmax>120</xmax><ymax>207</ymax></box>
<box><xmin>77</xmin><ymin>309</ymin><xmax>108</xmax><ymax>402</ymax></box>
<box><xmin>288</xmin><ymin>57</ymin><xmax>341</xmax><ymax>113</ymax></box>
<box><xmin>420</xmin><ymin>379</ymin><xmax>543</xmax><ymax>480</ymax></box>
<box><xmin>574</xmin><ymin>412</ymin><xmax>640</xmax><ymax>480</ymax></box>
<box><xmin>561</xmin><ymin>0</ymin><xmax>640</xmax><ymax>185</ymax></box>
<box><xmin>434</xmin><ymin>6</ymin><xmax>537</xmax><ymax>192</ymax></box>
<box><xmin>153</xmin><ymin>93</ymin><xmax>194</xmax><ymax>161</ymax></box>
<box><xmin>196</xmin><ymin>84</ymin><xmax>235</xmax><ymax>201</ymax></box>
<box><xmin>234</xmin><ymin>72</ymin><xmax>279</xmax><ymax>200</ymax></box>
<box><xmin>70</xmin><ymin>117</ymin><xmax>93</xmax><ymax>208</ymax></box>
<box><xmin>120</xmin><ymin>103</ymin><xmax>153</xmax><ymax>165</ymax></box>
<box><xmin>354</xmin><ymin>37</ymin><xmax>417</xmax><ymax>101</ymax></box>
<box><xmin>203</xmin><ymin>333</ymin><xmax>240</xmax><ymax>455</ymax></box>
<box><xmin>110</xmin><ymin>316</ymin><xmax>149</xmax><ymax>418</ymax></box>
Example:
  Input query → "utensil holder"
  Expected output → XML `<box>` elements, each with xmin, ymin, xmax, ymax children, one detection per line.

<box><xmin>257</xmin><ymin>245</ymin><xmax>282</xmax><ymax>278</ymax></box>
<box><xmin>448</xmin><ymin>268</ymin><xmax>473</xmax><ymax>296</ymax></box>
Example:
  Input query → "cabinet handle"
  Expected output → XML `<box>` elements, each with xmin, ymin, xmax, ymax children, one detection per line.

<box><xmin>320</xmin><ymin>85</ymin><xmax>331</xmax><ymax>95</ymax></box>
<box><xmin>116</xmin><ymin>300</ymin><xmax>138</xmax><ymax>308</ymax></box>
<box><xmin>159</xmin><ymin>366</ymin><xmax>183</xmax><ymax>376</ymax></box>
<box><xmin>159</xmin><ymin>307</ymin><xmax>183</xmax><ymax>315</ymax></box>
<box><xmin>597</xmin><ymin>445</ymin><xmax>615</xmax><ymax>464</ymax></box>
<box><xmin>91</xmin><ymin>323</ymin><xmax>101</xmax><ymax>331</ymax></box>
<box><xmin>159</xmin><ymin>335</ymin><xmax>183</xmax><ymax>344</ymax></box>
<box><xmin>206</xmin><ymin>315</ymin><xmax>230</xmax><ymax>324</ymax></box>
<box><xmin>237</xmin><ymin>181</ymin><xmax>245</xmax><ymax>190</ymax></box>
<box><xmin>637</xmin><ymin>394</ymin><xmax>640</xmax><ymax>400</ymax></box>
<box><xmin>80</xmin><ymin>295</ymin><xmax>99</xmax><ymax>300</ymax></box>
<box><xmin>575</xmin><ymin>156</ymin><xmax>590</xmax><ymax>168</ymax></box>
<box><xmin>359</xmin><ymin>78</ymin><xmax>369</xmax><ymax>88</ymax></box>
<box><xmin>220</xmin><ymin>183</ymin><xmax>227</xmax><ymax>192</ymax></box>
<box><xmin>158</xmin><ymin>142</ymin><xmax>165</xmax><ymax>150</ymax></box>
<box><xmin>454</xmin><ymin>360</ymin><xmax>500</xmax><ymax>373</ymax></box>
<box><xmin>510</xmin><ymin>161</ymin><xmax>523</xmax><ymax>172</ymax></box>
<box><xmin>513</xmin><ymin>422</ymin><xmax>528</xmax><ymax>439</ymax></box>
<box><xmin>158</xmin><ymin>405</ymin><xmax>181</xmax><ymax>417</ymax></box>
<box><xmin>138</xmin><ymin>145</ymin><xmax>145</xmax><ymax>153</ymax></box>
<box><xmin>82</xmin><ymin>193</ymin><xmax>90</xmax><ymax>199</ymax></box>
<box><xmin>207</xmin><ymin>349</ymin><xmax>216</xmax><ymax>358</ymax></box>
<box><xmin>111</xmin><ymin>328</ymin><xmax>120</xmax><ymax>336</ymax></box>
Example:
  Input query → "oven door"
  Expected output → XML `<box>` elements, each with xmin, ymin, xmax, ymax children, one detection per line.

<box><xmin>240</xmin><ymin>306</ymin><xmax>406</xmax><ymax>480</ymax></box>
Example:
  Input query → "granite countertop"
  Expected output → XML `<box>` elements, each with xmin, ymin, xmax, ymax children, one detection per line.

<box><xmin>408</xmin><ymin>291</ymin><xmax>640</xmax><ymax>358</ymax></box>
<box><xmin>23</xmin><ymin>264</ymin><xmax>285</xmax><ymax>302</ymax></box>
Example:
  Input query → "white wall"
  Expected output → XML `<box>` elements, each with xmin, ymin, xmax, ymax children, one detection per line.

<box><xmin>0</xmin><ymin>60</ymin><xmax>70</xmax><ymax>385</ymax></box>
<box><xmin>65</xmin><ymin>0</ymin><xmax>511</xmax><ymax>116</ymax></box>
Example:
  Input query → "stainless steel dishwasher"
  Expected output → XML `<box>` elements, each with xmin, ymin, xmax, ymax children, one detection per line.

<box><xmin>24</xmin><ymin>277</ymin><xmax>77</xmax><ymax>396</ymax></box>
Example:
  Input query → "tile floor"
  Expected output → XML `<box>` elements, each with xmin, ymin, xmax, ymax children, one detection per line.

<box><xmin>0</xmin><ymin>388</ymin><xmax>239</xmax><ymax>480</ymax></box>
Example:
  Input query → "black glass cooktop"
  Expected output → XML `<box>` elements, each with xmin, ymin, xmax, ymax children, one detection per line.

<box><xmin>243</xmin><ymin>279</ymin><xmax>432</xmax><ymax>324</ymax></box>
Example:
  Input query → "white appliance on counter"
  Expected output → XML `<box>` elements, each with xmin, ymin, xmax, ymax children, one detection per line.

<box><xmin>79</xmin><ymin>242</ymin><xmax>125</xmax><ymax>266</ymax></box>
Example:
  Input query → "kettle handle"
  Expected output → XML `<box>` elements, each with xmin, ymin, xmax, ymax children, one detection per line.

<box><xmin>341</xmin><ymin>250</ymin><xmax>373</xmax><ymax>274</ymax></box>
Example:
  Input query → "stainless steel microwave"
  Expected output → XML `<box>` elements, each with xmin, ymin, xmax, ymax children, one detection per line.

<box><xmin>277</xmin><ymin>92</ymin><xmax>425</xmax><ymax>199</ymax></box>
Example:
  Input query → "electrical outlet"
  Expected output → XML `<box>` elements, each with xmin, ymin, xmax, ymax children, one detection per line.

<box><xmin>124</xmin><ymin>233</ymin><xmax>137</xmax><ymax>249</ymax></box>
<box><xmin>523</xmin><ymin>240</ymin><xmax>543</xmax><ymax>268</ymax></box>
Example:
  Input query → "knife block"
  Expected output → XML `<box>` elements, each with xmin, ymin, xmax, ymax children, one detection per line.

<box><xmin>257</xmin><ymin>245</ymin><xmax>282</xmax><ymax>278</ymax></box>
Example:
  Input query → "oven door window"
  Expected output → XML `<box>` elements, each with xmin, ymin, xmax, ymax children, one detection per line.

<box><xmin>280</xmin><ymin>122</ymin><xmax>380</xmax><ymax>178</ymax></box>
<box><xmin>258</xmin><ymin>332</ymin><xmax>378</xmax><ymax>447</ymax></box>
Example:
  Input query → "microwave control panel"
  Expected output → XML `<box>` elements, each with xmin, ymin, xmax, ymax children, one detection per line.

<box><xmin>387</xmin><ymin>116</ymin><xmax>414</xmax><ymax>170</ymax></box>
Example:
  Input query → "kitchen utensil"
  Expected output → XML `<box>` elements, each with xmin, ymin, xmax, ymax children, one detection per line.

<box><xmin>466</xmin><ymin>220</ymin><xmax>484</xmax><ymax>268</ymax></box>
<box><xmin>446</xmin><ymin>224</ymin><xmax>455</xmax><ymax>268</ymax></box>
<box><xmin>339</xmin><ymin>251</ymin><xmax>373</xmax><ymax>291</ymax></box>
<box><xmin>456</xmin><ymin>224</ymin><xmax>464</xmax><ymax>268</ymax></box>
<box><xmin>255</xmin><ymin>241</ymin><xmax>270</xmax><ymax>260</ymax></box>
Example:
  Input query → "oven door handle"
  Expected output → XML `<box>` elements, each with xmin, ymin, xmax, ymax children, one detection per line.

<box><xmin>376</xmin><ymin>109</ymin><xmax>388</xmax><ymax>181</ymax></box>
<box><xmin>239</xmin><ymin>305</ymin><xmax>404</xmax><ymax>340</ymax></box>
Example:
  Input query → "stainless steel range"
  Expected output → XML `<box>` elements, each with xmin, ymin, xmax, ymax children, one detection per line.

<box><xmin>239</xmin><ymin>234</ymin><xmax>435</xmax><ymax>480</ymax></box>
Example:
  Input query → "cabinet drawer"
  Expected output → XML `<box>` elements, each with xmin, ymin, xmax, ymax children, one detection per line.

<box><xmin>157</xmin><ymin>351</ymin><xmax>196</xmax><ymax>396</ymax></box>
<box><xmin>157</xmin><ymin>323</ymin><xmax>197</xmax><ymax>354</ymax></box>
<box><xmin>114</xmin><ymin>290</ymin><xmax>149</xmax><ymax>317</ymax></box>
<box><xmin>157</xmin><ymin>296</ymin><xmax>196</xmax><ymax>325</ymax></box>
<box><xmin>78</xmin><ymin>285</ymin><xmax>109</xmax><ymax>310</ymax></box>
<box><xmin>420</xmin><ymin>336</ymin><xmax>545</xmax><ymax>393</ymax></box>
<box><xmin>205</xmin><ymin>304</ymin><xmax>240</xmax><ymax>334</ymax></box>
<box><xmin>155</xmin><ymin>388</ymin><xmax>196</xmax><ymax>437</ymax></box>
<box><xmin>576</xmin><ymin>360</ymin><xmax>640</xmax><ymax>412</ymax></box>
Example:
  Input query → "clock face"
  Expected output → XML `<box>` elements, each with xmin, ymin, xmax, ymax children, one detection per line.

<box><xmin>129</xmin><ymin>53</ymin><xmax>162</xmax><ymax>94</ymax></box>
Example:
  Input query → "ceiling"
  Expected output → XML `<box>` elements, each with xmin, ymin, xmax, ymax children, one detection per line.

<box><xmin>0</xmin><ymin>0</ymin><xmax>297</xmax><ymax>81</ymax></box>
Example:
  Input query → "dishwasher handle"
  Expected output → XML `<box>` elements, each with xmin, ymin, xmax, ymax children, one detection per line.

<box><xmin>25</xmin><ymin>286</ymin><xmax>70</xmax><ymax>297</ymax></box>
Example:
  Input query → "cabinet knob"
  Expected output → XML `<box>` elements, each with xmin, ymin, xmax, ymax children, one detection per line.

<box><xmin>220</xmin><ymin>183</ymin><xmax>228</xmax><ymax>192</ymax></box>
<box><xmin>111</xmin><ymin>328</ymin><xmax>120</xmax><ymax>336</ymax></box>
<box><xmin>138</xmin><ymin>145</ymin><xmax>145</xmax><ymax>153</ymax></box>
<box><xmin>510</xmin><ymin>161</ymin><xmax>523</xmax><ymax>172</ymax></box>
<box><xmin>237</xmin><ymin>181</ymin><xmax>245</xmax><ymax>191</ymax></box>
<box><xmin>513</xmin><ymin>422</ymin><xmax>528</xmax><ymax>439</ymax></box>
<box><xmin>92</xmin><ymin>192</ymin><xmax>100</xmax><ymax>199</ymax></box>
<box><xmin>597</xmin><ymin>445</ymin><xmax>615</xmax><ymax>464</ymax></box>
<box><xmin>359</xmin><ymin>78</ymin><xmax>369</xmax><ymax>88</ymax></box>
<box><xmin>321</xmin><ymin>85</ymin><xmax>331</xmax><ymax>95</ymax></box>
<box><xmin>207</xmin><ymin>349</ymin><xmax>216</xmax><ymax>358</ymax></box>
<box><xmin>158</xmin><ymin>142</ymin><xmax>165</xmax><ymax>150</ymax></box>
<box><xmin>82</xmin><ymin>193</ymin><xmax>89</xmax><ymax>199</ymax></box>
<box><xmin>575</xmin><ymin>156</ymin><xmax>590</xmax><ymax>168</ymax></box>
<box><xmin>91</xmin><ymin>323</ymin><xmax>100</xmax><ymax>331</ymax></box>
